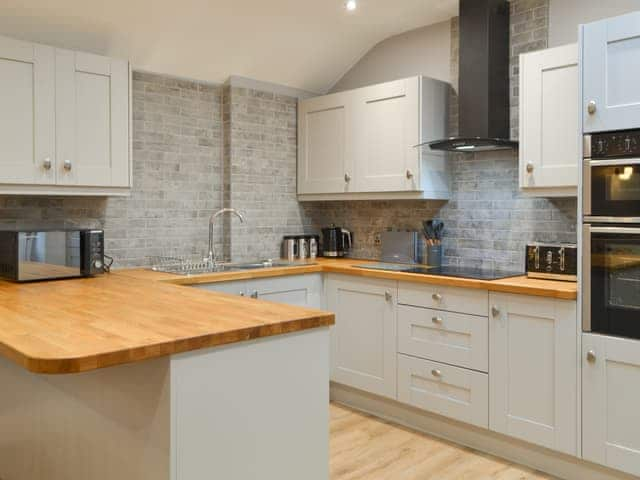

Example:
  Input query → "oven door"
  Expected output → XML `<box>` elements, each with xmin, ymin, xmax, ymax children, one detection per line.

<box><xmin>17</xmin><ymin>231</ymin><xmax>82</xmax><ymax>281</ymax></box>
<box><xmin>584</xmin><ymin>158</ymin><xmax>640</xmax><ymax>222</ymax></box>
<box><xmin>583</xmin><ymin>225</ymin><xmax>640</xmax><ymax>339</ymax></box>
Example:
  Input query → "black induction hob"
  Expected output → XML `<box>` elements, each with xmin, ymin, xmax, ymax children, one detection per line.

<box><xmin>356</xmin><ymin>263</ymin><xmax>523</xmax><ymax>280</ymax></box>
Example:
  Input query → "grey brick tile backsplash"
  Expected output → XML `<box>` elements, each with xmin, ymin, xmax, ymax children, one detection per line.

<box><xmin>0</xmin><ymin>0</ymin><xmax>576</xmax><ymax>271</ymax></box>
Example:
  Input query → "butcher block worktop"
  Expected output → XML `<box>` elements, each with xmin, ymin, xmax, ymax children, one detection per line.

<box><xmin>121</xmin><ymin>258</ymin><xmax>578</xmax><ymax>300</ymax></box>
<box><xmin>0</xmin><ymin>275</ymin><xmax>334</xmax><ymax>374</ymax></box>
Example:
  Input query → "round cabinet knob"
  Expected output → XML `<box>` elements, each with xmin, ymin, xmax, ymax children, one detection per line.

<box><xmin>587</xmin><ymin>100</ymin><xmax>597</xmax><ymax>115</ymax></box>
<box><xmin>491</xmin><ymin>305</ymin><xmax>500</xmax><ymax>317</ymax></box>
<box><xmin>432</xmin><ymin>293</ymin><xmax>442</xmax><ymax>302</ymax></box>
<box><xmin>586</xmin><ymin>350</ymin><xmax>597</xmax><ymax>363</ymax></box>
<box><xmin>385</xmin><ymin>291</ymin><xmax>392</xmax><ymax>302</ymax></box>
<box><xmin>431</xmin><ymin>369</ymin><xmax>442</xmax><ymax>378</ymax></box>
<box><xmin>63</xmin><ymin>159</ymin><xmax>72</xmax><ymax>171</ymax></box>
<box><xmin>526</xmin><ymin>162</ymin><xmax>534</xmax><ymax>173</ymax></box>
<box><xmin>43</xmin><ymin>157</ymin><xmax>52</xmax><ymax>170</ymax></box>
<box><xmin>344</xmin><ymin>173</ymin><xmax>351</xmax><ymax>183</ymax></box>
<box><xmin>431</xmin><ymin>316</ymin><xmax>443</xmax><ymax>325</ymax></box>
<box><xmin>406</xmin><ymin>169</ymin><xmax>414</xmax><ymax>179</ymax></box>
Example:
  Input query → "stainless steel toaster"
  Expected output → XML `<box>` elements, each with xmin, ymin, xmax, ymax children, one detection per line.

<box><xmin>525</xmin><ymin>243</ymin><xmax>577</xmax><ymax>281</ymax></box>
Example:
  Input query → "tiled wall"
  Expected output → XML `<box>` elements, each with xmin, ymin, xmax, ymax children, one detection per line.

<box><xmin>224</xmin><ymin>86</ymin><xmax>305</xmax><ymax>262</ymax></box>
<box><xmin>0</xmin><ymin>71</ymin><xmax>225</xmax><ymax>268</ymax></box>
<box><xmin>302</xmin><ymin>0</ymin><xmax>578</xmax><ymax>271</ymax></box>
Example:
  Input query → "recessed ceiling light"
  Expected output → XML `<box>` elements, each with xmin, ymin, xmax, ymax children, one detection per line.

<box><xmin>345</xmin><ymin>0</ymin><xmax>357</xmax><ymax>11</ymax></box>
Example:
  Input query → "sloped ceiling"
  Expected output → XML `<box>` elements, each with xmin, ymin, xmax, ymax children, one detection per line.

<box><xmin>0</xmin><ymin>0</ymin><xmax>458</xmax><ymax>93</ymax></box>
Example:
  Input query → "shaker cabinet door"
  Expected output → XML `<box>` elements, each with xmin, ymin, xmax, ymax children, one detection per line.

<box><xmin>353</xmin><ymin>77</ymin><xmax>420</xmax><ymax>193</ymax></box>
<box><xmin>489</xmin><ymin>293</ymin><xmax>577</xmax><ymax>456</ymax></box>
<box><xmin>582</xmin><ymin>334</ymin><xmax>640</xmax><ymax>477</ymax></box>
<box><xmin>56</xmin><ymin>50</ymin><xmax>130</xmax><ymax>187</ymax></box>
<box><xmin>582</xmin><ymin>11</ymin><xmax>640</xmax><ymax>133</ymax></box>
<box><xmin>520</xmin><ymin>44</ymin><xmax>579</xmax><ymax>193</ymax></box>
<box><xmin>298</xmin><ymin>92</ymin><xmax>353</xmax><ymax>194</ymax></box>
<box><xmin>0</xmin><ymin>36</ymin><xmax>55</xmax><ymax>185</ymax></box>
<box><xmin>327</xmin><ymin>274</ymin><xmax>397</xmax><ymax>399</ymax></box>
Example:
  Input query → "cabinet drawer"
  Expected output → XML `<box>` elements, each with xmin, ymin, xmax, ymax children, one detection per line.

<box><xmin>397</xmin><ymin>354</ymin><xmax>488</xmax><ymax>428</ymax></box>
<box><xmin>398</xmin><ymin>305</ymin><xmax>488</xmax><ymax>372</ymax></box>
<box><xmin>398</xmin><ymin>282</ymin><xmax>488</xmax><ymax>316</ymax></box>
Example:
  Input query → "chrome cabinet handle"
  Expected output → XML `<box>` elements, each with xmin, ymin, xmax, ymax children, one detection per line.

<box><xmin>43</xmin><ymin>157</ymin><xmax>52</xmax><ymax>170</ymax></box>
<box><xmin>385</xmin><ymin>290</ymin><xmax>392</xmax><ymax>302</ymax></box>
<box><xmin>250</xmin><ymin>290</ymin><xmax>258</xmax><ymax>299</ymax></box>
<box><xmin>406</xmin><ymin>169</ymin><xmax>414</xmax><ymax>179</ymax></box>
<box><xmin>587</xmin><ymin>100</ymin><xmax>597</xmax><ymax>115</ymax></box>
<box><xmin>63</xmin><ymin>159</ymin><xmax>72</xmax><ymax>171</ymax></box>
<box><xmin>432</xmin><ymin>316</ymin><xmax>443</xmax><ymax>325</ymax></box>
<box><xmin>431</xmin><ymin>369</ymin><xmax>442</xmax><ymax>378</ymax></box>
<box><xmin>432</xmin><ymin>293</ymin><xmax>442</xmax><ymax>302</ymax></box>
<box><xmin>491</xmin><ymin>305</ymin><xmax>500</xmax><ymax>317</ymax></box>
<box><xmin>586</xmin><ymin>350</ymin><xmax>596</xmax><ymax>363</ymax></box>
<box><xmin>344</xmin><ymin>173</ymin><xmax>351</xmax><ymax>183</ymax></box>
<box><xmin>526</xmin><ymin>162</ymin><xmax>534</xmax><ymax>173</ymax></box>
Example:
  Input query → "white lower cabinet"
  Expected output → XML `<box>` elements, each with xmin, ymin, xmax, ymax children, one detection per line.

<box><xmin>397</xmin><ymin>354</ymin><xmax>489</xmax><ymax>428</ymax></box>
<box><xmin>582</xmin><ymin>334</ymin><xmax>640</xmax><ymax>477</ymax></box>
<box><xmin>192</xmin><ymin>274</ymin><xmax>323</xmax><ymax>308</ymax></box>
<box><xmin>326</xmin><ymin>274</ymin><xmax>397</xmax><ymax>399</ymax></box>
<box><xmin>489</xmin><ymin>293</ymin><xmax>577</xmax><ymax>456</ymax></box>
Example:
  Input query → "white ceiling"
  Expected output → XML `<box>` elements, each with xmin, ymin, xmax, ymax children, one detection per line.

<box><xmin>0</xmin><ymin>0</ymin><xmax>458</xmax><ymax>93</ymax></box>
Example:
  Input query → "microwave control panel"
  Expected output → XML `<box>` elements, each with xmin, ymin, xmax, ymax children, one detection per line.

<box><xmin>589</xmin><ymin>129</ymin><xmax>640</xmax><ymax>158</ymax></box>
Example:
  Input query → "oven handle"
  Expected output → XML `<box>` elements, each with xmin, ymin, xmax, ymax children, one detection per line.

<box><xmin>587</xmin><ymin>158</ymin><xmax>640</xmax><ymax>166</ymax></box>
<box><xmin>589</xmin><ymin>226</ymin><xmax>640</xmax><ymax>234</ymax></box>
<box><xmin>582</xmin><ymin>224</ymin><xmax>591</xmax><ymax>333</ymax></box>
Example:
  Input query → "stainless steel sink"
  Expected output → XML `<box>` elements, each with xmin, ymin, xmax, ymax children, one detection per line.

<box><xmin>151</xmin><ymin>257</ymin><xmax>313</xmax><ymax>275</ymax></box>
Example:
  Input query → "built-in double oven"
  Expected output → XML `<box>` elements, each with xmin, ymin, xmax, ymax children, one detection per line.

<box><xmin>583</xmin><ymin>130</ymin><xmax>640</xmax><ymax>340</ymax></box>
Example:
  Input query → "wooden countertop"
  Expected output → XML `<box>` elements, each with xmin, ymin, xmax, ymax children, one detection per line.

<box><xmin>121</xmin><ymin>258</ymin><xmax>578</xmax><ymax>300</ymax></box>
<box><xmin>0</xmin><ymin>275</ymin><xmax>333</xmax><ymax>375</ymax></box>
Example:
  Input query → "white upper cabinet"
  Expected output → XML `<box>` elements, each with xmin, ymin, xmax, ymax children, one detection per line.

<box><xmin>582</xmin><ymin>11</ymin><xmax>640</xmax><ymax>133</ymax></box>
<box><xmin>56</xmin><ymin>50</ymin><xmax>130</xmax><ymax>188</ymax></box>
<box><xmin>519</xmin><ymin>44</ymin><xmax>579</xmax><ymax>196</ymax></box>
<box><xmin>0</xmin><ymin>35</ymin><xmax>130</xmax><ymax>195</ymax></box>
<box><xmin>583</xmin><ymin>334</ymin><xmax>640</xmax><ymax>477</ymax></box>
<box><xmin>489</xmin><ymin>293</ymin><xmax>578</xmax><ymax>456</ymax></box>
<box><xmin>298</xmin><ymin>76</ymin><xmax>449</xmax><ymax>201</ymax></box>
<box><xmin>0</xmin><ymin>37</ymin><xmax>55</xmax><ymax>185</ymax></box>
<box><xmin>298</xmin><ymin>91</ymin><xmax>353</xmax><ymax>194</ymax></box>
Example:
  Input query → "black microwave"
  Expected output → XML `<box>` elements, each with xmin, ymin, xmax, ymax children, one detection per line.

<box><xmin>0</xmin><ymin>229</ymin><xmax>105</xmax><ymax>282</ymax></box>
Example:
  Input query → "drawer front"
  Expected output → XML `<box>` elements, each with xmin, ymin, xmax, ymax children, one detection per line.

<box><xmin>398</xmin><ymin>282</ymin><xmax>488</xmax><ymax>316</ymax></box>
<box><xmin>398</xmin><ymin>305</ymin><xmax>488</xmax><ymax>372</ymax></box>
<box><xmin>397</xmin><ymin>354</ymin><xmax>489</xmax><ymax>428</ymax></box>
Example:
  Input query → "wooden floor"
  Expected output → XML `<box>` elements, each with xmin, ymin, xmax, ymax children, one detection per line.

<box><xmin>330</xmin><ymin>402</ymin><xmax>557</xmax><ymax>480</ymax></box>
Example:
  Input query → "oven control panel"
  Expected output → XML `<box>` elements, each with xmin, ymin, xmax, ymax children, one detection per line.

<box><xmin>588</xmin><ymin>130</ymin><xmax>640</xmax><ymax>158</ymax></box>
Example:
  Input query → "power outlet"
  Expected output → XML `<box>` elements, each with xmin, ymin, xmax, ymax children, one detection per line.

<box><xmin>374</xmin><ymin>234</ymin><xmax>381</xmax><ymax>246</ymax></box>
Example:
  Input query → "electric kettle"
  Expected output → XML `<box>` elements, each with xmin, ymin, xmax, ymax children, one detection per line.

<box><xmin>321</xmin><ymin>226</ymin><xmax>352</xmax><ymax>257</ymax></box>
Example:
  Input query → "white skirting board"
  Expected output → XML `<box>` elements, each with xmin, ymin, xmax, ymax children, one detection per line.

<box><xmin>0</xmin><ymin>328</ymin><xmax>330</xmax><ymax>480</ymax></box>
<box><xmin>330</xmin><ymin>382</ymin><xmax>637</xmax><ymax>480</ymax></box>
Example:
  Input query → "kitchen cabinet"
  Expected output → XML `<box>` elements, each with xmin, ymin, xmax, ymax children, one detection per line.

<box><xmin>0</xmin><ymin>36</ymin><xmax>55</xmax><ymax>185</ymax></box>
<box><xmin>298</xmin><ymin>76</ymin><xmax>449</xmax><ymax>201</ymax></box>
<box><xmin>397</xmin><ymin>353</ymin><xmax>489</xmax><ymax>428</ymax></box>
<box><xmin>519</xmin><ymin>44</ymin><xmax>579</xmax><ymax>196</ymax></box>
<box><xmin>582</xmin><ymin>11</ymin><xmax>640</xmax><ymax>133</ymax></box>
<box><xmin>193</xmin><ymin>274</ymin><xmax>323</xmax><ymax>308</ymax></box>
<box><xmin>298</xmin><ymin>91</ymin><xmax>353</xmax><ymax>194</ymax></box>
<box><xmin>55</xmin><ymin>49</ymin><xmax>129</xmax><ymax>188</ymax></box>
<box><xmin>582</xmin><ymin>334</ymin><xmax>640</xmax><ymax>477</ymax></box>
<box><xmin>326</xmin><ymin>274</ymin><xmax>397</xmax><ymax>399</ymax></box>
<box><xmin>0</xmin><ymin>34</ymin><xmax>130</xmax><ymax>195</ymax></box>
<box><xmin>489</xmin><ymin>293</ymin><xmax>577</xmax><ymax>456</ymax></box>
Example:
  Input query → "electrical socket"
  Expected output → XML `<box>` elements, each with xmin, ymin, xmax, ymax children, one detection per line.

<box><xmin>374</xmin><ymin>234</ymin><xmax>381</xmax><ymax>246</ymax></box>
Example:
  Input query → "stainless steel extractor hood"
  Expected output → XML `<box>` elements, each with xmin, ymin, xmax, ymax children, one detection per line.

<box><xmin>423</xmin><ymin>0</ymin><xmax>517</xmax><ymax>153</ymax></box>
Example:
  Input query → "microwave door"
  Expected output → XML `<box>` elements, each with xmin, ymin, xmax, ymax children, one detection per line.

<box><xmin>585</xmin><ymin>225</ymin><xmax>640</xmax><ymax>339</ymax></box>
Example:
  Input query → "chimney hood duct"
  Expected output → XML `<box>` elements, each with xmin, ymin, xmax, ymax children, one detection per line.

<box><xmin>425</xmin><ymin>0</ymin><xmax>517</xmax><ymax>153</ymax></box>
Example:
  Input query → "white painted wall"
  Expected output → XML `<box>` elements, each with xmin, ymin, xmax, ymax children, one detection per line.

<box><xmin>330</xmin><ymin>20</ymin><xmax>452</xmax><ymax>93</ymax></box>
<box><xmin>549</xmin><ymin>0</ymin><xmax>639</xmax><ymax>47</ymax></box>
